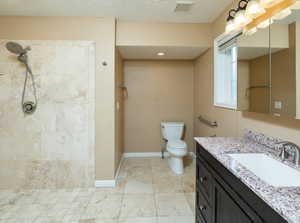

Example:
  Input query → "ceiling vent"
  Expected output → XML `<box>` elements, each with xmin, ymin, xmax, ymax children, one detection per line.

<box><xmin>174</xmin><ymin>1</ymin><xmax>194</xmax><ymax>12</ymax></box>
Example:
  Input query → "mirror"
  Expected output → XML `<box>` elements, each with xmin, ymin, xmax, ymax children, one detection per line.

<box><xmin>236</xmin><ymin>22</ymin><xmax>271</xmax><ymax>113</ymax></box>
<box><xmin>215</xmin><ymin>8</ymin><xmax>300</xmax><ymax>119</ymax></box>
<box><xmin>235</xmin><ymin>9</ymin><xmax>300</xmax><ymax>119</ymax></box>
<box><xmin>270</xmin><ymin>10</ymin><xmax>299</xmax><ymax>119</ymax></box>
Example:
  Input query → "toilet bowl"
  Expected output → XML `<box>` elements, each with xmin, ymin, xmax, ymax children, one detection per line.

<box><xmin>161</xmin><ymin>122</ymin><xmax>188</xmax><ymax>175</ymax></box>
<box><xmin>166</xmin><ymin>140</ymin><xmax>187</xmax><ymax>174</ymax></box>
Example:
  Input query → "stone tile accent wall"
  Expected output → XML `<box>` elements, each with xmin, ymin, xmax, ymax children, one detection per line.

<box><xmin>0</xmin><ymin>40</ymin><xmax>95</xmax><ymax>189</ymax></box>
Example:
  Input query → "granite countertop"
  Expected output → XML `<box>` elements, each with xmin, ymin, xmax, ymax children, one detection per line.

<box><xmin>194</xmin><ymin>133</ymin><xmax>300</xmax><ymax>223</ymax></box>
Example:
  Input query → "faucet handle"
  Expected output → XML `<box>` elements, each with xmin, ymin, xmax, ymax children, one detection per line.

<box><xmin>275</xmin><ymin>141</ymin><xmax>300</xmax><ymax>165</ymax></box>
<box><xmin>275</xmin><ymin>142</ymin><xmax>287</xmax><ymax>160</ymax></box>
<box><xmin>279</xmin><ymin>146</ymin><xmax>287</xmax><ymax>160</ymax></box>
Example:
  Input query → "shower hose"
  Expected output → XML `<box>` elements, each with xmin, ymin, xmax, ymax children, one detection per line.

<box><xmin>22</xmin><ymin>63</ymin><xmax>38</xmax><ymax>114</ymax></box>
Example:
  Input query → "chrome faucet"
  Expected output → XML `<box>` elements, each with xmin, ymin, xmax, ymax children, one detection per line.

<box><xmin>276</xmin><ymin>141</ymin><xmax>300</xmax><ymax>167</ymax></box>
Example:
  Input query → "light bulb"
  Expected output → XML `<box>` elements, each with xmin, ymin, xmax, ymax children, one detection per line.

<box><xmin>272</xmin><ymin>7</ymin><xmax>291</xmax><ymax>20</ymax></box>
<box><xmin>243</xmin><ymin>26</ymin><xmax>258</xmax><ymax>35</ymax></box>
<box><xmin>257</xmin><ymin>18</ymin><xmax>273</xmax><ymax>28</ymax></box>
<box><xmin>225</xmin><ymin>20</ymin><xmax>236</xmax><ymax>34</ymax></box>
<box><xmin>234</xmin><ymin>10</ymin><xmax>252</xmax><ymax>27</ymax></box>
<box><xmin>260</xmin><ymin>0</ymin><xmax>284</xmax><ymax>8</ymax></box>
<box><xmin>246</xmin><ymin>0</ymin><xmax>266</xmax><ymax>18</ymax></box>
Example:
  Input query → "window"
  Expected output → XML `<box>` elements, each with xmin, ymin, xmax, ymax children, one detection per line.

<box><xmin>214</xmin><ymin>34</ymin><xmax>238</xmax><ymax>109</ymax></box>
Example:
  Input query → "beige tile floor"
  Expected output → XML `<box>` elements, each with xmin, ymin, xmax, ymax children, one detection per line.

<box><xmin>0</xmin><ymin>157</ymin><xmax>195</xmax><ymax>223</ymax></box>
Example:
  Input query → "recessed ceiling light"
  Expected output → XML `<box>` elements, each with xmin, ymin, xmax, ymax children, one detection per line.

<box><xmin>157</xmin><ymin>52</ymin><xmax>165</xmax><ymax>56</ymax></box>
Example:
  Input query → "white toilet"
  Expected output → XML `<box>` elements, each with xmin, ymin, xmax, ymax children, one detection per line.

<box><xmin>161</xmin><ymin>122</ymin><xmax>188</xmax><ymax>175</ymax></box>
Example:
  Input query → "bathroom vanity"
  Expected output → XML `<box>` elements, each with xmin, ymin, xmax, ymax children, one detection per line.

<box><xmin>195</xmin><ymin>134</ymin><xmax>300</xmax><ymax>223</ymax></box>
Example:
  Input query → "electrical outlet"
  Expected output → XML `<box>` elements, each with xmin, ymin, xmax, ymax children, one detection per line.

<box><xmin>274</xmin><ymin>101</ymin><xmax>282</xmax><ymax>110</ymax></box>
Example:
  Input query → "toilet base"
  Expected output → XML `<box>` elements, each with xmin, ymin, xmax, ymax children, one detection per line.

<box><xmin>168</xmin><ymin>156</ymin><xmax>184</xmax><ymax>175</ymax></box>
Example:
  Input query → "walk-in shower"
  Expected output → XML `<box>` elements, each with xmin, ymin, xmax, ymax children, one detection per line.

<box><xmin>6</xmin><ymin>41</ymin><xmax>38</xmax><ymax>114</ymax></box>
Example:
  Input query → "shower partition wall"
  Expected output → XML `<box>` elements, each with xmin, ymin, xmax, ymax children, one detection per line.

<box><xmin>0</xmin><ymin>40</ymin><xmax>95</xmax><ymax>189</ymax></box>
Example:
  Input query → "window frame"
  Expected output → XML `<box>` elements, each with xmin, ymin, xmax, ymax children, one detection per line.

<box><xmin>214</xmin><ymin>33</ymin><xmax>241</xmax><ymax>110</ymax></box>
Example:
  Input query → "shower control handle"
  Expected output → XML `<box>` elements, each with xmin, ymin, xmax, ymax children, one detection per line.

<box><xmin>199</xmin><ymin>205</ymin><xmax>206</xmax><ymax>211</ymax></box>
<box><xmin>200</xmin><ymin>176</ymin><xmax>207</xmax><ymax>183</ymax></box>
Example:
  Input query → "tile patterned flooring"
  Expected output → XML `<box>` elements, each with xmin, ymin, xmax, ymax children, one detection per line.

<box><xmin>0</xmin><ymin>157</ymin><xmax>195</xmax><ymax>223</ymax></box>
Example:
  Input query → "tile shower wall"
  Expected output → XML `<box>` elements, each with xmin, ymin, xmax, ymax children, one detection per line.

<box><xmin>0</xmin><ymin>40</ymin><xmax>95</xmax><ymax>189</ymax></box>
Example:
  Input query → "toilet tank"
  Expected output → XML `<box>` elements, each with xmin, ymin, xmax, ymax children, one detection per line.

<box><xmin>161</xmin><ymin>122</ymin><xmax>184</xmax><ymax>141</ymax></box>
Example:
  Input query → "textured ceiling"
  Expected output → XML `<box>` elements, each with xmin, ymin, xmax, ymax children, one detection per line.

<box><xmin>0</xmin><ymin>0</ymin><xmax>231</xmax><ymax>23</ymax></box>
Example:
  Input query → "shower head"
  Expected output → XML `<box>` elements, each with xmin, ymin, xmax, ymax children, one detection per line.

<box><xmin>5</xmin><ymin>41</ymin><xmax>37</xmax><ymax>115</ymax></box>
<box><xmin>6</xmin><ymin>42</ymin><xmax>31</xmax><ymax>64</ymax></box>
<box><xmin>6</xmin><ymin>42</ymin><xmax>26</xmax><ymax>55</ymax></box>
<box><xmin>6</xmin><ymin>42</ymin><xmax>31</xmax><ymax>56</ymax></box>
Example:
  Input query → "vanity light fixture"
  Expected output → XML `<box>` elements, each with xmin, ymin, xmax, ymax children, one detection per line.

<box><xmin>225</xmin><ymin>0</ymin><xmax>252</xmax><ymax>34</ymax></box>
<box><xmin>234</xmin><ymin>0</ymin><xmax>252</xmax><ymax>26</ymax></box>
<box><xmin>245</xmin><ymin>0</ymin><xmax>266</xmax><ymax>18</ymax></box>
<box><xmin>225</xmin><ymin>9</ymin><xmax>237</xmax><ymax>34</ymax></box>
<box><xmin>225</xmin><ymin>19</ymin><xmax>237</xmax><ymax>34</ymax></box>
<box><xmin>234</xmin><ymin>10</ymin><xmax>251</xmax><ymax>26</ymax></box>
<box><xmin>243</xmin><ymin>26</ymin><xmax>258</xmax><ymax>35</ymax></box>
<box><xmin>257</xmin><ymin>18</ymin><xmax>273</xmax><ymax>28</ymax></box>
<box><xmin>157</xmin><ymin>52</ymin><xmax>165</xmax><ymax>56</ymax></box>
<box><xmin>260</xmin><ymin>0</ymin><xmax>284</xmax><ymax>8</ymax></box>
<box><xmin>225</xmin><ymin>0</ymin><xmax>298</xmax><ymax>35</ymax></box>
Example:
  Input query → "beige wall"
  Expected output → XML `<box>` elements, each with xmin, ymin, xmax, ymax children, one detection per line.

<box><xmin>271</xmin><ymin>49</ymin><xmax>296</xmax><ymax>117</ymax></box>
<box><xmin>270</xmin><ymin>23</ymin><xmax>296</xmax><ymax>117</ymax></box>
<box><xmin>237</xmin><ymin>61</ymin><xmax>250</xmax><ymax>111</ymax></box>
<box><xmin>115</xmin><ymin>49</ymin><xmax>124</xmax><ymax>173</ymax></box>
<box><xmin>0</xmin><ymin>16</ymin><xmax>117</xmax><ymax>180</ymax></box>
<box><xmin>194</xmin><ymin>50</ymin><xmax>239</xmax><ymax>138</ymax></box>
<box><xmin>124</xmin><ymin>60</ymin><xmax>194</xmax><ymax>153</ymax></box>
<box><xmin>194</xmin><ymin>1</ymin><xmax>300</xmax><ymax>146</ymax></box>
<box><xmin>249</xmin><ymin>54</ymin><xmax>270</xmax><ymax>113</ymax></box>
<box><xmin>116</xmin><ymin>21</ymin><xmax>211</xmax><ymax>47</ymax></box>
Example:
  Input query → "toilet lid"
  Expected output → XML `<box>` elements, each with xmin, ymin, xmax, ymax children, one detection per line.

<box><xmin>167</xmin><ymin>140</ymin><xmax>187</xmax><ymax>149</ymax></box>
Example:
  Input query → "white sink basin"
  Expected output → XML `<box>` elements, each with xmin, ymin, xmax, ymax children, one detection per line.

<box><xmin>228</xmin><ymin>153</ymin><xmax>300</xmax><ymax>187</ymax></box>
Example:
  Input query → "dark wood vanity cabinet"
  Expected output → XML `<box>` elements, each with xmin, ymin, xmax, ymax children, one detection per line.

<box><xmin>213</xmin><ymin>181</ymin><xmax>262</xmax><ymax>223</ymax></box>
<box><xmin>196</xmin><ymin>143</ymin><xmax>288</xmax><ymax>223</ymax></box>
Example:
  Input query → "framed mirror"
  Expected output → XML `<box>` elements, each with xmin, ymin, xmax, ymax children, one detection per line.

<box><xmin>270</xmin><ymin>9</ymin><xmax>298</xmax><ymax>119</ymax></box>
<box><xmin>214</xmin><ymin>7</ymin><xmax>300</xmax><ymax>121</ymax></box>
<box><xmin>236</xmin><ymin>22</ymin><xmax>271</xmax><ymax>113</ymax></box>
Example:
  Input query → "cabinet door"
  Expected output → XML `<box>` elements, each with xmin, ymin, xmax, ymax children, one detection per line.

<box><xmin>214</xmin><ymin>183</ymin><xmax>255</xmax><ymax>223</ymax></box>
<box><xmin>197</xmin><ymin>156</ymin><xmax>213</xmax><ymax>203</ymax></box>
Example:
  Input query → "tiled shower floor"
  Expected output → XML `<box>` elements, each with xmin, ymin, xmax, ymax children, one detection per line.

<box><xmin>0</xmin><ymin>157</ymin><xmax>195</xmax><ymax>223</ymax></box>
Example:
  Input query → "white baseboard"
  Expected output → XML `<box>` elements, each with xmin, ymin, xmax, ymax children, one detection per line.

<box><xmin>123</xmin><ymin>152</ymin><xmax>169</xmax><ymax>158</ymax></box>
<box><xmin>123</xmin><ymin>152</ymin><xmax>195</xmax><ymax>158</ymax></box>
<box><xmin>95</xmin><ymin>151</ymin><xmax>195</xmax><ymax>188</ymax></box>
<box><xmin>94</xmin><ymin>180</ymin><xmax>116</xmax><ymax>187</ymax></box>
<box><xmin>115</xmin><ymin>155</ymin><xmax>124</xmax><ymax>179</ymax></box>
<box><xmin>95</xmin><ymin>155</ymin><xmax>124</xmax><ymax>188</ymax></box>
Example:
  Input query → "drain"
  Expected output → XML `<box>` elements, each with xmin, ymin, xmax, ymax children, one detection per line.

<box><xmin>23</xmin><ymin>101</ymin><xmax>37</xmax><ymax>114</ymax></box>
